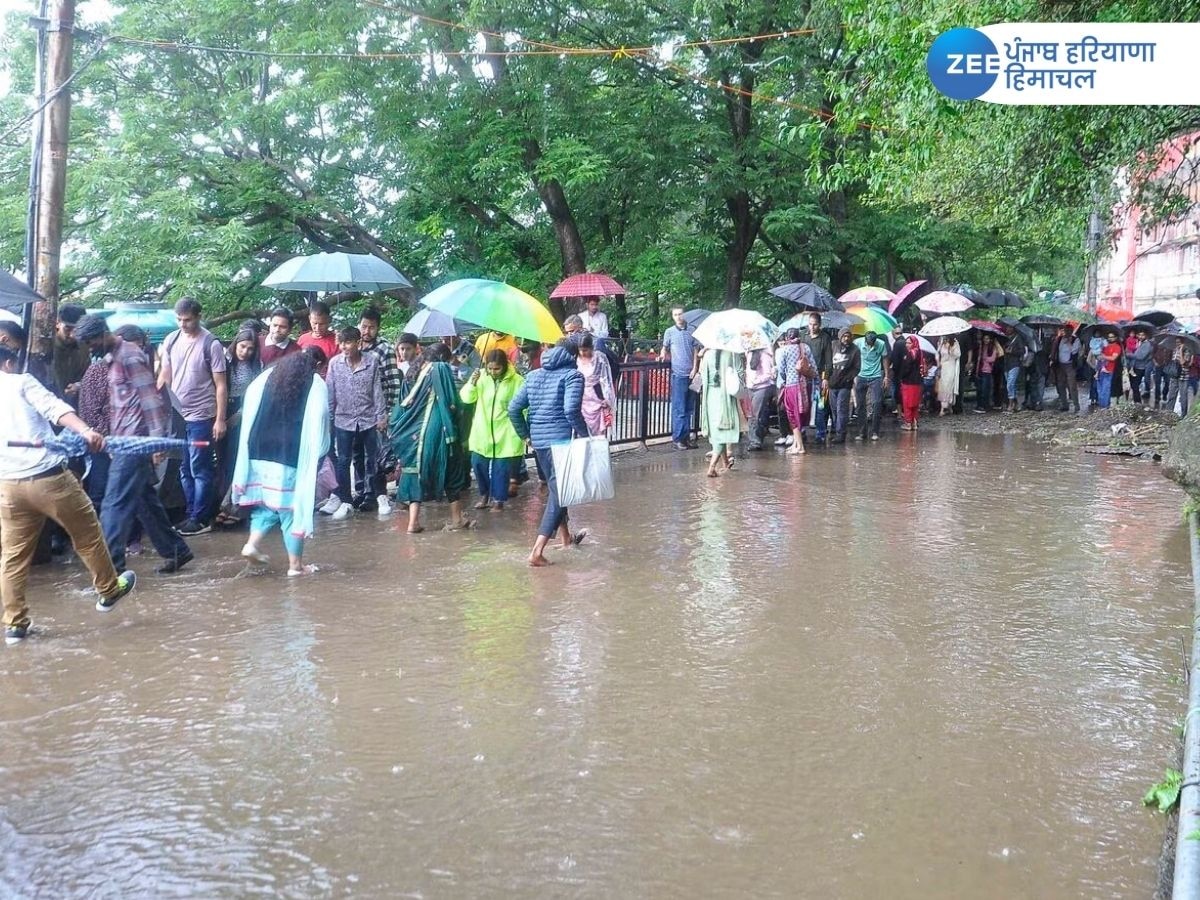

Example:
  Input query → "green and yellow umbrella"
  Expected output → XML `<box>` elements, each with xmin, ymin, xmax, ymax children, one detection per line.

<box><xmin>844</xmin><ymin>304</ymin><xmax>898</xmax><ymax>337</ymax></box>
<box><xmin>420</xmin><ymin>279</ymin><xmax>563</xmax><ymax>344</ymax></box>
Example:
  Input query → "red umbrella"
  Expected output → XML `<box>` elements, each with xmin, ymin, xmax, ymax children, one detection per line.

<box><xmin>887</xmin><ymin>280</ymin><xmax>931</xmax><ymax>317</ymax></box>
<box><xmin>969</xmin><ymin>319</ymin><xmax>1006</xmax><ymax>337</ymax></box>
<box><xmin>550</xmin><ymin>273</ymin><xmax>627</xmax><ymax>299</ymax></box>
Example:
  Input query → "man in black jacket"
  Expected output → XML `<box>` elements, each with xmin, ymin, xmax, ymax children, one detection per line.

<box><xmin>827</xmin><ymin>328</ymin><xmax>860</xmax><ymax>443</ymax></box>
<box><xmin>801</xmin><ymin>313</ymin><xmax>834</xmax><ymax>441</ymax></box>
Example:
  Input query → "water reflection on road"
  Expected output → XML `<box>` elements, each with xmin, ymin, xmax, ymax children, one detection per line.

<box><xmin>0</xmin><ymin>431</ymin><xmax>1190</xmax><ymax>898</ymax></box>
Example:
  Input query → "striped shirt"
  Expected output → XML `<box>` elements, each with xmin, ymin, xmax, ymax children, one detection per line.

<box><xmin>362</xmin><ymin>337</ymin><xmax>402</xmax><ymax>410</ymax></box>
<box><xmin>109</xmin><ymin>338</ymin><xmax>168</xmax><ymax>437</ymax></box>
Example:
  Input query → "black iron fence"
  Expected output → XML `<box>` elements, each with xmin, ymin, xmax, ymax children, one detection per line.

<box><xmin>610</xmin><ymin>360</ymin><xmax>699</xmax><ymax>445</ymax></box>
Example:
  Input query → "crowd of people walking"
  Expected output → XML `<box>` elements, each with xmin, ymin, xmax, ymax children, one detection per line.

<box><xmin>1</xmin><ymin>294</ymin><xmax>1195</xmax><ymax>645</ymax></box>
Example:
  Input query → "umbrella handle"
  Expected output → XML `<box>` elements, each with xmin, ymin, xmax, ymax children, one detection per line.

<box><xmin>6</xmin><ymin>440</ymin><xmax>45</xmax><ymax>448</ymax></box>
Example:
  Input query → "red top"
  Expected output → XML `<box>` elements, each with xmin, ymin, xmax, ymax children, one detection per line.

<box><xmin>298</xmin><ymin>331</ymin><xmax>339</xmax><ymax>377</ymax></box>
<box><xmin>1100</xmin><ymin>343</ymin><xmax>1121</xmax><ymax>374</ymax></box>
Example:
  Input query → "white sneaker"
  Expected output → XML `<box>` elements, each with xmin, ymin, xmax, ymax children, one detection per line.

<box><xmin>783</xmin><ymin>436</ymin><xmax>794</xmax><ymax>447</ymax></box>
<box><xmin>774</xmin><ymin>436</ymin><xmax>788</xmax><ymax>446</ymax></box>
<box><xmin>319</xmin><ymin>495</ymin><xmax>342</xmax><ymax>515</ymax></box>
<box><xmin>376</xmin><ymin>495</ymin><xmax>392</xmax><ymax>518</ymax></box>
<box><xmin>331</xmin><ymin>501</ymin><xmax>352</xmax><ymax>521</ymax></box>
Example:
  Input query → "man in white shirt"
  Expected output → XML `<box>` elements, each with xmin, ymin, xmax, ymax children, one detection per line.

<box><xmin>579</xmin><ymin>298</ymin><xmax>609</xmax><ymax>339</ymax></box>
<box><xmin>0</xmin><ymin>344</ymin><xmax>136</xmax><ymax>644</ymax></box>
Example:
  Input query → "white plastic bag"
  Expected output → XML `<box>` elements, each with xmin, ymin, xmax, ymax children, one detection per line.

<box><xmin>551</xmin><ymin>437</ymin><xmax>615</xmax><ymax>507</ymax></box>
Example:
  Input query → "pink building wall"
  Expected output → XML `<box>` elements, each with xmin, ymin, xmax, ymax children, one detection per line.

<box><xmin>1097</xmin><ymin>131</ymin><xmax>1200</xmax><ymax>326</ymax></box>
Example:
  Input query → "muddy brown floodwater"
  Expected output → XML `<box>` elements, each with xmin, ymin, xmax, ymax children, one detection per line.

<box><xmin>0</xmin><ymin>431</ymin><xmax>1192</xmax><ymax>898</ymax></box>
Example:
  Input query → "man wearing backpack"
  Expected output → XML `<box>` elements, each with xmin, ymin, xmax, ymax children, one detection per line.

<box><xmin>158</xmin><ymin>297</ymin><xmax>228</xmax><ymax>536</ymax></box>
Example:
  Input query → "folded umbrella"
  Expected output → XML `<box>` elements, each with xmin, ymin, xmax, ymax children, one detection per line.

<box><xmin>768</xmin><ymin>283</ymin><xmax>841</xmax><ymax>311</ymax></box>
<box><xmin>692</xmin><ymin>309</ymin><xmax>781</xmax><ymax>353</ymax></box>
<box><xmin>8</xmin><ymin>435</ymin><xmax>210</xmax><ymax>456</ymax></box>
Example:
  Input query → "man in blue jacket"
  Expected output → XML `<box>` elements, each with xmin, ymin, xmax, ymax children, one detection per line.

<box><xmin>509</xmin><ymin>340</ymin><xmax>589</xmax><ymax>567</ymax></box>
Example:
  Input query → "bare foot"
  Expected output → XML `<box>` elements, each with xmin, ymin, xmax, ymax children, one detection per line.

<box><xmin>707</xmin><ymin>469</ymin><xmax>719</xmax><ymax>478</ymax></box>
<box><xmin>287</xmin><ymin>564</ymin><xmax>319</xmax><ymax>577</ymax></box>
<box><xmin>529</xmin><ymin>555</ymin><xmax>553</xmax><ymax>567</ymax></box>
<box><xmin>407</xmin><ymin>525</ymin><xmax>424</xmax><ymax>534</ymax></box>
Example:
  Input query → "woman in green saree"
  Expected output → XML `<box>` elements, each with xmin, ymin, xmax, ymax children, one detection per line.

<box><xmin>390</xmin><ymin>344</ymin><xmax>473</xmax><ymax>533</ymax></box>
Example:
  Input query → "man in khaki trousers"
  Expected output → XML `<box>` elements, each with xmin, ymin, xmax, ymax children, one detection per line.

<box><xmin>0</xmin><ymin>344</ymin><xmax>136</xmax><ymax>645</ymax></box>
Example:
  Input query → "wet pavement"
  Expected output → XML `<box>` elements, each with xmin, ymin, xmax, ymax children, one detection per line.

<box><xmin>0</xmin><ymin>431</ymin><xmax>1191</xmax><ymax>898</ymax></box>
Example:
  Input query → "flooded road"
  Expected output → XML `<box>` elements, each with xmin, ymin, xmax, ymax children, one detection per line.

<box><xmin>0</xmin><ymin>432</ymin><xmax>1191</xmax><ymax>898</ymax></box>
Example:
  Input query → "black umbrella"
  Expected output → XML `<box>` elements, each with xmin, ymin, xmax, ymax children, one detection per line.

<box><xmin>1153</xmin><ymin>332</ymin><xmax>1200</xmax><ymax>357</ymax></box>
<box><xmin>768</xmin><ymin>282</ymin><xmax>841</xmax><ymax>311</ymax></box>
<box><xmin>683</xmin><ymin>309</ymin><xmax>712</xmax><ymax>328</ymax></box>
<box><xmin>1120</xmin><ymin>319</ymin><xmax>1158</xmax><ymax>336</ymax></box>
<box><xmin>980</xmin><ymin>289</ymin><xmax>1025</xmax><ymax>308</ymax></box>
<box><xmin>1077</xmin><ymin>322</ymin><xmax>1127</xmax><ymax>345</ymax></box>
<box><xmin>1020</xmin><ymin>314</ymin><xmax>1064</xmax><ymax>327</ymax></box>
<box><xmin>1134</xmin><ymin>309</ymin><xmax>1176</xmax><ymax>328</ymax></box>
<box><xmin>998</xmin><ymin>317</ymin><xmax>1040</xmax><ymax>350</ymax></box>
<box><xmin>946</xmin><ymin>284</ymin><xmax>984</xmax><ymax>303</ymax></box>
<box><xmin>0</xmin><ymin>270</ymin><xmax>43</xmax><ymax>312</ymax></box>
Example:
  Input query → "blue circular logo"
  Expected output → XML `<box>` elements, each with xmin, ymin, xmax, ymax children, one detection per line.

<box><xmin>926</xmin><ymin>28</ymin><xmax>999</xmax><ymax>100</ymax></box>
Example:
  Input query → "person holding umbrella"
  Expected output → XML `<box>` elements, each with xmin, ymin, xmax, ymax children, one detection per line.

<box><xmin>0</xmin><ymin>343</ymin><xmax>138</xmax><ymax>644</ymax></box>
<box><xmin>936</xmin><ymin>336</ymin><xmax>962</xmax><ymax>416</ymax></box>
<box><xmin>893</xmin><ymin>335</ymin><xmax>927</xmax><ymax>430</ymax></box>
<box><xmin>828</xmin><ymin>328</ymin><xmax>860</xmax><ymax>442</ymax></box>
<box><xmin>460</xmin><ymin>349</ymin><xmax>525</xmax><ymax>511</ymax></box>
<box><xmin>974</xmin><ymin>333</ymin><xmax>1002</xmax><ymax>413</ymax></box>
<box><xmin>74</xmin><ymin>314</ymin><xmax>195</xmax><ymax>575</ymax></box>
<box><xmin>698</xmin><ymin>347</ymin><xmax>745</xmax><ymax>475</ymax></box>
<box><xmin>1049</xmin><ymin>324</ymin><xmax>1081</xmax><ymax>413</ymax></box>
<box><xmin>1096</xmin><ymin>333</ymin><xmax>1123</xmax><ymax>408</ymax></box>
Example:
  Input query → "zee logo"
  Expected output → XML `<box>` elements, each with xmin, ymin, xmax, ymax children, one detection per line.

<box><xmin>946</xmin><ymin>53</ymin><xmax>1001</xmax><ymax>75</ymax></box>
<box><xmin>927</xmin><ymin>28</ymin><xmax>1001</xmax><ymax>100</ymax></box>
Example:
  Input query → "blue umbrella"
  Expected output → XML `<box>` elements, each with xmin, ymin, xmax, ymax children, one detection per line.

<box><xmin>263</xmin><ymin>252</ymin><xmax>413</xmax><ymax>292</ymax></box>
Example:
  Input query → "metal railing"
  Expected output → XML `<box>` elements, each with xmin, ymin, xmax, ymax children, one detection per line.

<box><xmin>610</xmin><ymin>360</ymin><xmax>698</xmax><ymax>445</ymax></box>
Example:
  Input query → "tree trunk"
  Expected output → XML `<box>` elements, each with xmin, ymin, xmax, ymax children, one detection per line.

<box><xmin>32</xmin><ymin>0</ymin><xmax>75</xmax><ymax>358</ymax></box>
<box><xmin>723</xmin><ymin>190</ymin><xmax>759</xmax><ymax>308</ymax></box>
<box><xmin>522</xmin><ymin>139</ymin><xmax>586</xmax><ymax>324</ymax></box>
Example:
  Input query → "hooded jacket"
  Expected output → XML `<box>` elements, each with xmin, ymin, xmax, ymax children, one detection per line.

<box><xmin>508</xmin><ymin>346</ymin><xmax>588</xmax><ymax>449</ymax></box>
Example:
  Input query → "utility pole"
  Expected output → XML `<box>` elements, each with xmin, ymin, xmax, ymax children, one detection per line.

<box><xmin>1084</xmin><ymin>192</ymin><xmax>1104</xmax><ymax>318</ymax></box>
<box><xmin>30</xmin><ymin>0</ymin><xmax>76</xmax><ymax>359</ymax></box>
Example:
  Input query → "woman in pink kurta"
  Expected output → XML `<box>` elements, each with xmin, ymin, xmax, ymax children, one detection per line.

<box><xmin>576</xmin><ymin>334</ymin><xmax>616</xmax><ymax>437</ymax></box>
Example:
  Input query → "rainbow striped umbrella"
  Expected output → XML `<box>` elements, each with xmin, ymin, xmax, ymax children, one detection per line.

<box><xmin>843</xmin><ymin>305</ymin><xmax>898</xmax><ymax>337</ymax></box>
<box><xmin>420</xmin><ymin>279</ymin><xmax>563</xmax><ymax>344</ymax></box>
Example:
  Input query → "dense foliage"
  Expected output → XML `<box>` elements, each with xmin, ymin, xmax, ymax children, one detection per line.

<box><xmin>0</xmin><ymin>0</ymin><xmax>1195</xmax><ymax>336</ymax></box>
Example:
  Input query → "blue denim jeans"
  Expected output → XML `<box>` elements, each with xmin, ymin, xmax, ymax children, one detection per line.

<box><xmin>180</xmin><ymin>418</ymin><xmax>215</xmax><ymax>522</ymax></box>
<box><xmin>534</xmin><ymin>447</ymin><xmax>568</xmax><ymax>539</ymax></box>
<box><xmin>471</xmin><ymin>453</ymin><xmax>515</xmax><ymax>501</ymax></box>
<box><xmin>101</xmin><ymin>454</ymin><xmax>191</xmax><ymax>571</ymax></box>
<box><xmin>669</xmin><ymin>375</ymin><xmax>695</xmax><ymax>443</ymax></box>
<box><xmin>334</xmin><ymin>427</ymin><xmax>380</xmax><ymax>502</ymax></box>
<box><xmin>1005</xmin><ymin>367</ymin><xmax>1019</xmax><ymax>402</ymax></box>
<box><xmin>1096</xmin><ymin>371</ymin><xmax>1114</xmax><ymax>408</ymax></box>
